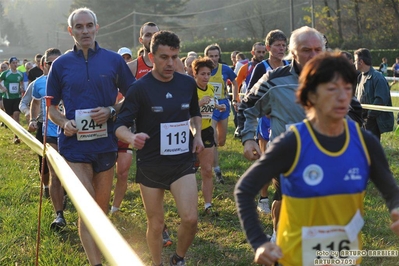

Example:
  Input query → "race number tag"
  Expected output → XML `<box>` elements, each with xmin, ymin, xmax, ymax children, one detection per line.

<box><xmin>9</xmin><ymin>83</ymin><xmax>19</xmax><ymax>94</ymax></box>
<box><xmin>200</xmin><ymin>98</ymin><xmax>215</xmax><ymax>119</ymax></box>
<box><xmin>209</xmin><ymin>82</ymin><xmax>222</xmax><ymax>99</ymax></box>
<box><xmin>301</xmin><ymin>211</ymin><xmax>363</xmax><ymax>266</ymax></box>
<box><xmin>75</xmin><ymin>108</ymin><xmax>108</xmax><ymax>141</ymax></box>
<box><xmin>160</xmin><ymin>120</ymin><xmax>189</xmax><ymax>155</ymax></box>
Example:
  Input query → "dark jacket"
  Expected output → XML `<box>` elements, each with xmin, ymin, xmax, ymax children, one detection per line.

<box><xmin>356</xmin><ymin>67</ymin><xmax>394</xmax><ymax>133</ymax></box>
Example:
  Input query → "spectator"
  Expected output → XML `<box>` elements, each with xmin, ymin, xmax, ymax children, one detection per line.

<box><xmin>392</xmin><ymin>57</ymin><xmax>399</xmax><ymax>80</ymax></box>
<box><xmin>354</xmin><ymin>48</ymin><xmax>394</xmax><ymax>140</ymax></box>
<box><xmin>378</xmin><ymin>57</ymin><xmax>388</xmax><ymax>76</ymax></box>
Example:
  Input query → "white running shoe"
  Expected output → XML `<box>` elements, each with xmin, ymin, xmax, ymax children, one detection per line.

<box><xmin>257</xmin><ymin>198</ymin><xmax>271</xmax><ymax>214</ymax></box>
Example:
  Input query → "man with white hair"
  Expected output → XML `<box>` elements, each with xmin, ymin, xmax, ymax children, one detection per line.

<box><xmin>46</xmin><ymin>8</ymin><xmax>135</xmax><ymax>266</ymax></box>
<box><xmin>237</xmin><ymin>26</ymin><xmax>325</xmax><ymax>243</ymax></box>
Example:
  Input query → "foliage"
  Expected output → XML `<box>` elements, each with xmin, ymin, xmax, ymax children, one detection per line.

<box><xmin>1</xmin><ymin>112</ymin><xmax>399</xmax><ymax>265</ymax></box>
<box><xmin>3</xmin><ymin>0</ymin><xmax>399</xmax><ymax>59</ymax></box>
<box><xmin>303</xmin><ymin>0</ymin><xmax>399</xmax><ymax>50</ymax></box>
<box><xmin>0</xmin><ymin>3</ymin><xmax>32</xmax><ymax>48</ymax></box>
<box><xmin>69</xmin><ymin>0</ymin><xmax>191</xmax><ymax>51</ymax></box>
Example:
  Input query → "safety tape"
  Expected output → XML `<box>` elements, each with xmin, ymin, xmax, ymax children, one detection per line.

<box><xmin>0</xmin><ymin>109</ymin><xmax>143</xmax><ymax>265</ymax></box>
<box><xmin>361</xmin><ymin>104</ymin><xmax>399</xmax><ymax>112</ymax></box>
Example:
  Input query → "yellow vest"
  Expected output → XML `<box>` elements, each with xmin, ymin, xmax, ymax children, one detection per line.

<box><xmin>209</xmin><ymin>63</ymin><xmax>226</xmax><ymax>99</ymax></box>
<box><xmin>197</xmin><ymin>84</ymin><xmax>215</xmax><ymax>130</ymax></box>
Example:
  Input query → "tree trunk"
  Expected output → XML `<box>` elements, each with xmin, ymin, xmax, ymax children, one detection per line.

<box><xmin>336</xmin><ymin>0</ymin><xmax>344</xmax><ymax>46</ymax></box>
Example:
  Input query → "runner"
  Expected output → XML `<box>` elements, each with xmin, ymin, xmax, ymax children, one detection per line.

<box><xmin>204</xmin><ymin>43</ymin><xmax>238</xmax><ymax>184</ymax></box>
<box><xmin>193</xmin><ymin>57</ymin><xmax>226</xmax><ymax>216</ymax></box>
<box><xmin>115</xmin><ymin>30</ymin><xmax>204</xmax><ymax>266</ymax></box>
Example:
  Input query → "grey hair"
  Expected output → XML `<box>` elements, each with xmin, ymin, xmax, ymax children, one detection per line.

<box><xmin>67</xmin><ymin>7</ymin><xmax>97</xmax><ymax>28</ymax></box>
<box><xmin>288</xmin><ymin>26</ymin><xmax>325</xmax><ymax>54</ymax></box>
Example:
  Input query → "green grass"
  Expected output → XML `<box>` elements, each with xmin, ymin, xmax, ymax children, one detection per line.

<box><xmin>0</xmin><ymin>114</ymin><xmax>399</xmax><ymax>265</ymax></box>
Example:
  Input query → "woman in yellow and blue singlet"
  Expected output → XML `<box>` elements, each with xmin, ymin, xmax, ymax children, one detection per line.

<box><xmin>193</xmin><ymin>57</ymin><xmax>226</xmax><ymax>216</ymax></box>
<box><xmin>235</xmin><ymin>52</ymin><xmax>399</xmax><ymax>266</ymax></box>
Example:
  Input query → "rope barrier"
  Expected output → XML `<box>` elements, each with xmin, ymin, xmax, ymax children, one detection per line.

<box><xmin>361</xmin><ymin>104</ymin><xmax>399</xmax><ymax>112</ymax></box>
<box><xmin>0</xmin><ymin>109</ymin><xmax>143</xmax><ymax>266</ymax></box>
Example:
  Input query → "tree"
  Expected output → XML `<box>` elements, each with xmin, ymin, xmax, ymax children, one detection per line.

<box><xmin>303</xmin><ymin>0</ymin><xmax>399</xmax><ymax>49</ymax></box>
<box><xmin>17</xmin><ymin>18</ymin><xmax>33</xmax><ymax>48</ymax></box>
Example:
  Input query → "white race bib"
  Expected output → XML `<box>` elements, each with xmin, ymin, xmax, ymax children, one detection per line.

<box><xmin>75</xmin><ymin>108</ymin><xmax>108</xmax><ymax>141</ymax></box>
<box><xmin>200</xmin><ymin>98</ymin><xmax>215</xmax><ymax>119</ymax></box>
<box><xmin>9</xmin><ymin>83</ymin><xmax>19</xmax><ymax>94</ymax></box>
<box><xmin>302</xmin><ymin>210</ymin><xmax>364</xmax><ymax>266</ymax></box>
<box><xmin>160</xmin><ymin>120</ymin><xmax>189</xmax><ymax>155</ymax></box>
<box><xmin>209</xmin><ymin>82</ymin><xmax>222</xmax><ymax>99</ymax></box>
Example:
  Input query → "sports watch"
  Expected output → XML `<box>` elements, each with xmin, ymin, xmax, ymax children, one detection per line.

<box><xmin>108</xmin><ymin>106</ymin><xmax>116</xmax><ymax>120</ymax></box>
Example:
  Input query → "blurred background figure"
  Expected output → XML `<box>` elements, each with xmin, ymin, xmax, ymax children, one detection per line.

<box><xmin>118</xmin><ymin>47</ymin><xmax>133</xmax><ymax>63</ymax></box>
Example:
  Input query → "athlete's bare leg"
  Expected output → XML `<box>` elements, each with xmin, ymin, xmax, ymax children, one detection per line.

<box><xmin>67</xmin><ymin>161</ymin><xmax>114</xmax><ymax>266</ymax></box>
<box><xmin>112</xmin><ymin>152</ymin><xmax>133</xmax><ymax>211</ymax></box>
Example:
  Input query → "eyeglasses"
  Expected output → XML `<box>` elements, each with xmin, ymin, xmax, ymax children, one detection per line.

<box><xmin>46</xmin><ymin>61</ymin><xmax>52</xmax><ymax>66</ymax></box>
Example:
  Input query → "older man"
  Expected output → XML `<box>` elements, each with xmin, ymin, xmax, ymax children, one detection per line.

<box><xmin>46</xmin><ymin>7</ymin><xmax>135</xmax><ymax>266</ymax></box>
<box><xmin>237</xmin><ymin>26</ymin><xmax>325</xmax><ymax>243</ymax></box>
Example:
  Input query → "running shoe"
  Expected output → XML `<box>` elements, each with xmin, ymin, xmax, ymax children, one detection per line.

<box><xmin>50</xmin><ymin>214</ymin><xmax>66</xmax><ymax>231</ymax></box>
<box><xmin>14</xmin><ymin>137</ymin><xmax>20</xmax><ymax>144</ymax></box>
<box><xmin>162</xmin><ymin>224</ymin><xmax>173</xmax><ymax>247</ymax></box>
<box><xmin>204</xmin><ymin>206</ymin><xmax>219</xmax><ymax>217</ymax></box>
<box><xmin>215</xmin><ymin>171</ymin><xmax>224</xmax><ymax>184</ymax></box>
<box><xmin>257</xmin><ymin>198</ymin><xmax>271</xmax><ymax>214</ymax></box>
<box><xmin>169</xmin><ymin>255</ymin><xmax>186</xmax><ymax>266</ymax></box>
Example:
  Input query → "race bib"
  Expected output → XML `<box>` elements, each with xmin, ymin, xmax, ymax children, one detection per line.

<box><xmin>160</xmin><ymin>120</ymin><xmax>189</xmax><ymax>155</ymax></box>
<box><xmin>9</xmin><ymin>83</ymin><xmax>19</xmax><ymax>94</ymax></box>
<box><xmin>75</xmin><ymin>108</ymin><xmax>108</xmax><ymax>141</ymax></box>
<box><xmin>200</xmin><ymin>98</ymin><xmax>215</xmax><ymax>119</ymax></box>
<box><xmin>209</xmin><ymin>82</ymin><xmax>222</xmax><ymax>99</ymax></box>
<box><xmin>301</xmin><ymin>210</ymin><xmax>363</xmax><ymax>266</ymax></box>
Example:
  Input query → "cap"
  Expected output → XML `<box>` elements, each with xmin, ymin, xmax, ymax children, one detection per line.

<box><xmin>117</xmin><ymin>47</ymin><xmax>132</xmax><ymax>57</ymax></box>
<box><xmin>9</xmin><ymin>56</ymin><xmax>18</xmax><ymax>64</ymax></box>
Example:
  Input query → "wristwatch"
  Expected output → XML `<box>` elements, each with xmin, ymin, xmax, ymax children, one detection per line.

<box><xmin>108</xmin><ymin>106</ymin><xmax>116</xmax><ymax>120</ymax></box>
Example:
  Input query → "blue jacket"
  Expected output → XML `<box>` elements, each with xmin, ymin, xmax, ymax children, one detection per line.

<box><xmin>47</xmin><ymin>42</ymin><xmax>136</xmax><ymax>154</ymax></box>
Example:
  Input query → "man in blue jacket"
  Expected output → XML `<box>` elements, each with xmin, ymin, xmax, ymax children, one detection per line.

<box><xmin>46</xmin><ymin>7</ymin><xmax>135</xmax><ymax>266</ymax></box>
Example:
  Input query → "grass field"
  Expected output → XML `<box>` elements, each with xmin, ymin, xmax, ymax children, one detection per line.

<box><xmin>1</xmin><ymin>98</ymin><xmax>399</xmax><ymax>265</ymax></box>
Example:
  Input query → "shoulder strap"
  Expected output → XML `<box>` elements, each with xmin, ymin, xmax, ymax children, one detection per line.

<box><xmin>262</xmin><ymin>59</ymin><xmax>272</xmax><ymax>71</ymax></box>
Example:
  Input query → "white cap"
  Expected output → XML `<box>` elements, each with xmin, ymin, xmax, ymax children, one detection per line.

<box><xmin>117</xmin><ymin>47</ymin><xmax>132</xmax><ymax>57</ymax></box>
